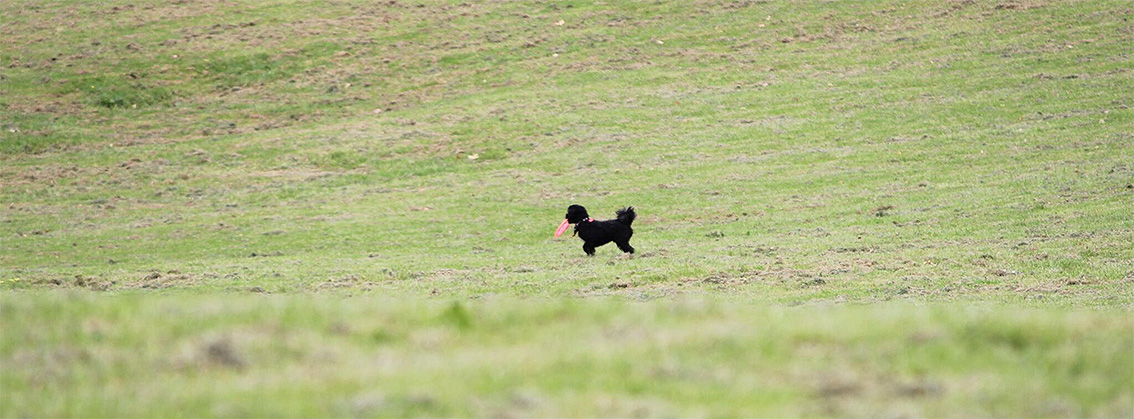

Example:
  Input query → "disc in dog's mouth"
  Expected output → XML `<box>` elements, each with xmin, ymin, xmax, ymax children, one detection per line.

<box><xmin>554</xmin><ymin>219</ymin><xmax>570</xmax><ymax>237</ymax></box>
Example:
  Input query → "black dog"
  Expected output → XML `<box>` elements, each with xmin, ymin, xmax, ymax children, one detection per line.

<box><xmin>564</xmin><ymin>204</ymin><xmax>636</xmax><ymax>256</ymax></box>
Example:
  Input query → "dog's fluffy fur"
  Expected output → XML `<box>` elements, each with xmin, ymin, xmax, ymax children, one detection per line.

<box><xmin>565</xmin><ymin>204</ymin><xmax>636</xmax><ymax>256</ymax></box>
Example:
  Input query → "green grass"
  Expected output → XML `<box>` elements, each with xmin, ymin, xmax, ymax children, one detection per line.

<box><xmin>2</xmin><ymin>293</ymin><xmax>1131</xmax><ymax>417</ymax></box>
<box><xmin>70</xmin><ymin>75</ymin><xmax>176</xmax><ymax>109</ymax></box>
<box><xmin>1</xmin><ymin>0</ymin><xmax>1132</xmax><ymax>416</ymax></box>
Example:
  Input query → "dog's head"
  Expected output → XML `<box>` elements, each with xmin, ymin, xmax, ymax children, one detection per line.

<box><xmin>565</xmin><ymin>204</ymin><xmax>590</xmax><ymax>224</ymax></box>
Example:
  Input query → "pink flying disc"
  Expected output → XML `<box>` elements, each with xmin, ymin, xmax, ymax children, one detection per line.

<box><xmin>554</xmin><ymin>219</ymin><xmax>570</xmax><ymax>237</ymax></box>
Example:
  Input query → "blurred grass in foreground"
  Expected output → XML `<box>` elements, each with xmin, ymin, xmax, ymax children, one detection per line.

<box><xmin>2</xmin><ymin>292</ymin><xmax>1131</xmax><ymax>417</ymax></box>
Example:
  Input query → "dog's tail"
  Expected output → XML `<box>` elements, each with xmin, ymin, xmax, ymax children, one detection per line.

<box><xmin>616</xmin><ymin>206</ymin><xmax>636</xmax><ymax>226</ymax></box>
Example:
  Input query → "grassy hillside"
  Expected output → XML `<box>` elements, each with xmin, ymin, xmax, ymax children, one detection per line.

<box><xmin>3</xmin><ymin>0</ymin><xmax>1131</xmax><ymax>301</ymax></box>
<box><xmin>2</xmin><ymin>0</ymin><xmax>1132</xmax><ymax>416</ymax></box>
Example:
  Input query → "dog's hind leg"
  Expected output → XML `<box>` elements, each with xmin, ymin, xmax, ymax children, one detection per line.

<box><xmin>615</xmin><ymin>240</ymin><xmax>635</xmax><ymax>254</ymax></box>
<box><xmin>583</xmin><ymin>243</ymin><xmax>596</xmax><ymax>256</ymax></box>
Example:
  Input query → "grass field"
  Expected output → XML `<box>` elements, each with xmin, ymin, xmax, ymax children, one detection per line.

<box><xmin>2</xmin><ymin>0</ymin><xmax>1132</xmax><ymax>416</ymax></box>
